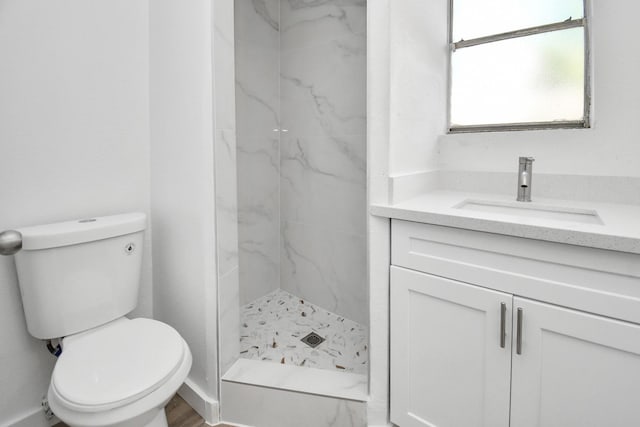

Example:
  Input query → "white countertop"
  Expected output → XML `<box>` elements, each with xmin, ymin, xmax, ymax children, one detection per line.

<box><xmin>370</xmin><ymin>190</ymin><xmax>640</xmax><ymax>254</ymax></box>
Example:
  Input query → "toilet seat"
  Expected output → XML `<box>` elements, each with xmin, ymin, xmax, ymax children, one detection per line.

<box><xmin>51</xmin><ymin>317</ymin><xmax>185</xmax><ymax>413</ymax></box>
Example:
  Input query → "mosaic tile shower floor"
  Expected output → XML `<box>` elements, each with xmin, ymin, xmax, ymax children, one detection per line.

<box><xmin>240</xmin><ymin>289</ymin><xmax>368</xmax><ymax>375</ymax></box>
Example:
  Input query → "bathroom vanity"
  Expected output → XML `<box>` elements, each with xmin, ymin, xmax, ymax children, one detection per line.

<box><xmin>371</xmin><ymin>191</ymin><xmax>640</xmax><ymax>427</ymax></box>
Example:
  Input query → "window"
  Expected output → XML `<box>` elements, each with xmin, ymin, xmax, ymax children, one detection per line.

<box><xmin>449</xmin><ymin>0</ymin><xmax>590</xmax><ymax>132</ymax></box>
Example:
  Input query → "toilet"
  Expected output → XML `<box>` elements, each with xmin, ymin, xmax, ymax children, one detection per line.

<box><xmin>11</xmin><ymin>212</ymin><xmax>192</xmax><ymax>427</ymax></box>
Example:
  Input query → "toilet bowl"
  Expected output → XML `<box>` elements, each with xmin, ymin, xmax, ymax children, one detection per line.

<box><xmin>47</xmin><ymin>317</ymin><xmax>192</xmax><ymax>427</ymax></box>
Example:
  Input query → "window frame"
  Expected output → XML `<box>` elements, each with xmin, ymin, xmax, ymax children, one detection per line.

<box><xmin>447</xmin><ymin>0</ymin><xmax>592</xmax><ymax>133</ymax></box>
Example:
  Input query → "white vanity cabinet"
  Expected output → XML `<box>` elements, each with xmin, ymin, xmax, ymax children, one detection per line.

<box><xmin>390</xmin><ymin>266</ymin><xmax>512</xmax><ymax>427</ymax></box>
<box><xmin>390</xmin><ymin>219</ymin><xmax>640</xmax><ymax>427</ymax></box>
<box><xmin>510</xmin><ymin>297</ymin><xmax>640</xmax><ymax>427</ymax></box>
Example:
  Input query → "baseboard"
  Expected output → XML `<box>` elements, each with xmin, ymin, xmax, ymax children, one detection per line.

<box><xmin>178</xmin><ymin>377</ymin><xmax>219</xmax><ymax>425</ymax></box>
<box><xmin>3</xmin><ymin>405</ymin><xmax>58</xmax><ymax>427</ymax></box>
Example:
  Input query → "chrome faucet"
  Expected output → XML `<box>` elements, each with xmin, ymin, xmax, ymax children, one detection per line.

<box><xmin>517</xmin><ymin>157</ymin><xmax>535</xmax><ymax>202</ymax></box>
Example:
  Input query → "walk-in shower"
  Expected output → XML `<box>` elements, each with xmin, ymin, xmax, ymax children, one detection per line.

<box><xmin>232</xmin><ymin>0</ymin><xmax>367</xmax><ymax>388</ymax></box>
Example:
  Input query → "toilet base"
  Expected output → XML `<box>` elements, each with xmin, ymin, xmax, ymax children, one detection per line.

<box><xmin>146</xmin><ymin>409</ymin><xmax>168</xmax><ymax>427</ymax></box>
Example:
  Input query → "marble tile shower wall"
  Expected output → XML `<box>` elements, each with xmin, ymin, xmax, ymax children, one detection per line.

<box><xmin>236</xmin><ymin>0</ymin><xmax>281</xmax><ymax>305</ymax></box>
<box><xmin>236</xmin><ymin>0</ymin><xmax>367</xmax><ymax>326</ymax></box>
<box><xmin>279</xmin><ymin>0</ymin><xmax>367</xmax><ymax>325</ymax></box>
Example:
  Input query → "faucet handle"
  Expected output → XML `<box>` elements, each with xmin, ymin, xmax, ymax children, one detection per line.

<box><xmin>519</xmin><ymin>156</ymin><xmax>535</xmax><ymax>164</ymax></box>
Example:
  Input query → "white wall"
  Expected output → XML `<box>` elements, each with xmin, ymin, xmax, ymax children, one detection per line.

<box><xmin>388</xmin><ymin>0</ymin><xmax>640</xmax><ymax>178</ymax></box>
<box><xmin>388</xmin><ymin>0</ymin><xmax>448</xmax><ymax>178</ymax></box>
<box><xmin>149</xmin><ymin>0</ymin><xmax>219</xmax><ymax>414</ymax></box>
<box><xmin>0</xmin><ymin>0</ymin><xmax>151</xmax><ymax>425</ymax></box>
<box><xmin>367</xmin><ymin>0</ymin><xmax>392</xmax><ymax>424</ymax></box>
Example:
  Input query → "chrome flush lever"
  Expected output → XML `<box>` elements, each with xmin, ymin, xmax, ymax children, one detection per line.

<box><xmin>0</xmin><ymin>230</ymin><xmax>22</xmax><ymax>256</ymax></box>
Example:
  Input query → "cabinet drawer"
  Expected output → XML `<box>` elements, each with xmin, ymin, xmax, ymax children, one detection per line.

<box><xmin>391</xmin><ymin>219</ymin><xmax>640</xmax><ymax>324</ymax></box>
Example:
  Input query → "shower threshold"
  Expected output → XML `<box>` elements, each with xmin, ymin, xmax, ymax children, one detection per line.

<box><xmin>221</xmin><ymin>358</ymin><xmax>367</xmax><ymax>401</ymax></box>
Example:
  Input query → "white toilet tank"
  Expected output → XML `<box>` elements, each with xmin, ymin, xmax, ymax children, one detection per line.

<box><xmin>14</xmin><ymin>213</ymin><xmax>146</xmax><ymax>339</ymax></box>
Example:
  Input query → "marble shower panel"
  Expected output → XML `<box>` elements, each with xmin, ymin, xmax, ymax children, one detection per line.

<box><xmin>236</xmin><ymin>0</ymin><xmax>367</xmax><ymax>325</ymax></box>
<box><xmin>222</xmin><ymin>381</ymin><xmax>367</xmax><ymax>427</ymax></box>
<box><xmin>280</xmin><ymin>0</ymin><xmax>367</xmax><ymax>325</ymax></box>
<box><xmin>236</xmin><ymin>0</ymin><xmax>282</xmax><ymax>304</ymax></box>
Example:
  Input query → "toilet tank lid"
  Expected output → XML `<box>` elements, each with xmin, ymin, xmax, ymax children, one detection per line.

<box><xmin>17</xmin><ymin>212</ymin><xmax>146</xmax><ymax>250</ymax></box>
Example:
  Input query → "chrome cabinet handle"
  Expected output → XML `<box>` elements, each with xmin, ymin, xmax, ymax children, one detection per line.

<box><xmin>500</xmin><ymin>302</ymin><xmax>507</xmax><ymax>348</ymax></box>
<box><xmin>516</xmin><ymin>308</ymin><xmax>523</xmax><ymax>355</ymax></box>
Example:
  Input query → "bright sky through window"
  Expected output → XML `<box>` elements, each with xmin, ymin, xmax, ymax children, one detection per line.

<box><xmin>450</xmin><ymin>0</ymin><xmax>588</xmax><ymax>130</ymax></box>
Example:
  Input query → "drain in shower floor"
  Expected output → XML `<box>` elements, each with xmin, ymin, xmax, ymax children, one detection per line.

<box><xmin>300</xmin><ymin>332</ymin><xmax>325</xmax><ymax>348</ymax></box>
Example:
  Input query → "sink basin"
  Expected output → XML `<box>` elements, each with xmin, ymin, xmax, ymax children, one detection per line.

<box><xmin>454</xmin><ymin>199</ymin><xmax>604</xmax><ymax>225</ymax></box>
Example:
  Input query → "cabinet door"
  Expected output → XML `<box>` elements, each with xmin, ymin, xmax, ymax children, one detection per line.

<box><xmin>390</xmin><ymin>266</ymin><xmax>512</xmax><ymax>427</ymax></box>
<box><xmin>511</xmin><ymin>297</ymin><xmax>640</xmax><ymax>427</ymax></box>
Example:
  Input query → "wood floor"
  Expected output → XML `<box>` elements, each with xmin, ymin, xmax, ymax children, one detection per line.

<box><xmin>164</xmin><ymin>395</ymin><xmax>211</xmax><ymax>427</ymax></box>
<box><xmin>54</xmin><ymin>394</ymin><xmax>235</xmax><ymax>427</ymax></box>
